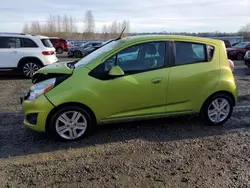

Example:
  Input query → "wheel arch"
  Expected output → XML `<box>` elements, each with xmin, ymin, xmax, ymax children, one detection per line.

<box><xmin>45</xmin><ymin>102</ymin><xmax>97</xmax><ymax>132</ymax></box>
<box><xmin>200</xmin><ymin>90</ymin><xmax>236</xmax><ymax>112</ymax></box>
<box><xmin>17</xmin><ymin>56</ymin><xmax>44</xmax><ymax>68</ymax></box>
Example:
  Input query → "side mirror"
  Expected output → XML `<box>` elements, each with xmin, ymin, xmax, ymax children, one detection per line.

<box><xmin>108</xmin><ymin>66</ymin><xmax>124</xmax><ymax>77</ymax></box>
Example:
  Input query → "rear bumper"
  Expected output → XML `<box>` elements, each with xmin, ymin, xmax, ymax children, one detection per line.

<box><xmin>42</xmin><ymin>55</ymin><xmax>58</xmax><ymax>65</ymax></box>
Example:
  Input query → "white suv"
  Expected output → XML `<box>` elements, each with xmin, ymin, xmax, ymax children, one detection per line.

<box><xmin>0</xmin><ymin>33</ymin><xmax>58</xmax><ymax>77</ymax></box>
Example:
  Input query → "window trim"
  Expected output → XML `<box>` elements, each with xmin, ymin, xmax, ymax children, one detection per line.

<box><xmin>171</xmin><ymin>41</ymin><xmax>210</xmax><ymax>67</ymax></box>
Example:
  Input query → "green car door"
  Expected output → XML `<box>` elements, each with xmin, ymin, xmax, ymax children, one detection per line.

<box><xmin>89</xmin><ymin>41</ymin><xmax>171</xmax><ymax>122</ymax></box>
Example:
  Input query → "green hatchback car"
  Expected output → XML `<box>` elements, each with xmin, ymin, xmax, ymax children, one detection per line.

<box><xmin>21</xmin><ymin>35</ymin><xmax>237</xmax><ymax>141</ymax></box>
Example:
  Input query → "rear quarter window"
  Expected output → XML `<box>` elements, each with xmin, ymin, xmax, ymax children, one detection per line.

<box><xmin>207</xmin><ymin>45</ymin><xmax>215</xmax><ymax>61</ymax></box>
<box><xmin>41</xmin><ymin>39</ymin><xmax>53</xmax><ymax>48</ymax></box>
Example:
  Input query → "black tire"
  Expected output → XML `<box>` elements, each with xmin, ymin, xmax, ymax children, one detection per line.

<box><xmin>237</xmin><ymin>53</ymin><xmax>244</xmax><ymax>60</ymax></box>
<box><xmin>56</xmin><ymin>47</ymin><xmax>64</xmax><ymax>54</ymax></box>
<box><xmin>48</xmin><ymin>106</ymin><xmax>93</xmax><ymax>141</ymax></box>
<box><xmin>20</xmin><ymin>60</ymin><xmax>42</xmax><ymax>78</ymax></box>
<box><xmin>74</xmin><ymin>51</ymin><xmax>82</xmax><ymax>58</ymax></box>
<box><xmin>200</xmin><ymin>93</ymin><xmax>234</xmax><ymax>126</ymax></box>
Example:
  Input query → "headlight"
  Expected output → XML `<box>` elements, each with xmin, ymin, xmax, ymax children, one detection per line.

<box><xmin>28</xmin><ymin>78</ymin><xmax>56</xmax><ymax>100</ymax></box>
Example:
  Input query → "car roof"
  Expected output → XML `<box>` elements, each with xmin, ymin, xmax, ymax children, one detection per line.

<box><xmin>0</xmin><ymin>33</ymin><xmax>49</xmax><ymax>39</ymax></box>
<box><xmin>120</xmin><ymin>35</ymin><xmax>222</xmax><ymax>44</ymax></box>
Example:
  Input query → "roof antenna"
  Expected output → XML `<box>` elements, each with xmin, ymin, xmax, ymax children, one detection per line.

<box><xmin>116</xmin><ymin>26</ymin><xmax>126</xmax><ymax>40</ymax></box>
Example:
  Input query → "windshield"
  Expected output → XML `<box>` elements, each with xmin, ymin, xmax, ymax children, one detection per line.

<box><xmin>74</xmin><ymin>40</ymin><xmax>122</xmax><ymax>68</ymax></box>
<box><xmin>80</xmin><ymin>42</ymin><xmax>90</xmax><ymax>47</ymax></box>
<box><xmin>233</xmin><ymin>43</ymin><xmax>249</xmax><ymax>49</ymax></box>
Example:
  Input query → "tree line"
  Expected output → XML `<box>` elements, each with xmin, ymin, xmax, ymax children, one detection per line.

<box><xmin>23</xmin><ymin>10</ymin><xmax>250</xmax><ymax>39</ymax></box>
<box><xmin>22</xmin><ymin>10</ymin><xmax>130</xmax><ymax>39</ymax></box>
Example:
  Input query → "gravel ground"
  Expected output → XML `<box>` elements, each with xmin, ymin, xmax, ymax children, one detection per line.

<box><xmin>0</xmin><ymin>59</ymin><xmax>250</xmax><ymax>188</ymax></box>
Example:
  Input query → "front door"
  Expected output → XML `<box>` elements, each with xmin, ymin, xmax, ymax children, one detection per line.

<box><xmin>90</xmin><ymin>41</ymin><xmax>171</xmax><ymax>121</ymax></box>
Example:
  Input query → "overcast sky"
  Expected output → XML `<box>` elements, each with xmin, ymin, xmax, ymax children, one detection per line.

<box><xmin>0</xmin><ymin>0</ymin><xmax>249</xmax><ymax>33</ymax></box>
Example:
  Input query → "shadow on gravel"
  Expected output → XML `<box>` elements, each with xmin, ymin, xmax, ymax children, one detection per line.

<box><xmin>0</xmin><ymin>110</ymin><xmax>250</xmax><ymax>158</ymax></box>
<box><xmin>0</xmin><ymin>71</ymin><xmax>28</xmax><ymax>80</ymax></box>
<box><xmin>234</xmin><ymin>66</ymin><xmax>248</xmax><ymax>77</ymax></box>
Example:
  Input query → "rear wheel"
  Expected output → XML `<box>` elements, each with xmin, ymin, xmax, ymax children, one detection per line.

<box><xmin>56</xmin><ymin>47</ymin><xmax>64</xmax><ymax>54</ymax></box>
<box><xmin>237</xmin><ymin>53</ymin><xmax>244</xmax><ymax>60</ymax></box>
<box><xmin>74</xmin><ymin>51</ymin><xmax>82</xmax><ymax>58</ymax></box>
<box><xmin>200</xmin><ymin>93</ymin><xmax>234</xmax><ymax>126</ymax></box>
<box><xmin>21</xmin><ymin>60</ymin><xmax>41</xmax><ymax>78</ymax></box>
<box><xmin>49</xmin><ymin>106</ymin><xmax>93</xmax><ymax>141</ymax></box>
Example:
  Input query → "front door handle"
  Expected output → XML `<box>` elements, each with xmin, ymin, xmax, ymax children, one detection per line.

<box><xmin>152</xmin><ymin>78</ymin><xmax>162</xmax><ymax>84</ymax></box>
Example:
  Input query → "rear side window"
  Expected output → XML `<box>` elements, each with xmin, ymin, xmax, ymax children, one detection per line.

<box><xmin>175</xmin><ymin>41</ymin><xmax>207</xmax><ymax>65</ymax></box>
<box><xmin>41</xmin><ymin>39</ymin><xmax>53</xmax><ymax>48</ymax></box>
<box><xmin>21</xmin><ymin>38</ymin><xmax>38</xmax><ymax>48</ymax></box>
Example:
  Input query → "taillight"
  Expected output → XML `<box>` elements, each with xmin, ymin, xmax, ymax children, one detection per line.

<box><xmin>42</xmin><ymin>51</ymin><xmax>54</xmax><ymax>55</ymax></box>
<box><xmin>228</xmin><ymin>59</ymin><xmax>234</xmax><ymax>72</ymax></box>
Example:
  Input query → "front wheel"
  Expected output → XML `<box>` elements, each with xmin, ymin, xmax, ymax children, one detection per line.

<box><xmin>49</xmin><ymin>106</ymin><xmax>93</xmax><ymax>141</ymax></box>
<box><xmin>200</xmin><ymin>94</ymin><xmax>234</xmax><ymax>126</ymax></box>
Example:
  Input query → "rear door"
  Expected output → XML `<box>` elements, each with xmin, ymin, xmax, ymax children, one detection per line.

<box><xmin>166</xmin><ymin>40</ymin><xmax>219</xmax><ymax>113</ymax></box>
<box><xmin>0</xmin><ymin>37</ymin><xmax>20</xmax><ymax>68</ymax></box>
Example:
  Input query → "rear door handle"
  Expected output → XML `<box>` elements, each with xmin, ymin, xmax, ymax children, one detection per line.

<box><xmin>152</xmin><ymin>78</ymin><xmax>162</xmax><ymax>84</ymax></box>
<box><xmin>11</xmin><ymin>51</ymin><xmax>17</xmax><ymax>54</ymax></box>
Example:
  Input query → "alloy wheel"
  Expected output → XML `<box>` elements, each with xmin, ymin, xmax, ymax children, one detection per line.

<box><xmin>207</xmin><ymin>98</ymin><xmax>230</xmax><ymax>123</ymax></box>
<box><xmin>23</xmin><ymin>62</ymin><xmax>40</xmax><ymax>77</ymax></box>
<box><xmin>55</xmin><ymin>111</ymin><xmax>87</xmax><ymax>140</ymax></box>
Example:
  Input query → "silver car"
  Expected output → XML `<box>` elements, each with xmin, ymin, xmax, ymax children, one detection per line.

<box><xmin>68</xmin><ymin>41</ymin><xmax>103</xmax><ymax>58</ymax></box>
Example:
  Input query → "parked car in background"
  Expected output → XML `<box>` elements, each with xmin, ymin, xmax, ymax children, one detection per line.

<box><xmin>226</xmin><ymin>42</ymin><xmax>250</xmax><ymax>60</ymax></box>
<box><xmin>0</xmin><ymin>33</ymin><xmax>58</xmax><ymax>77</ymax></box>
<box><xmin>244</xmin><ymin>50</ymin><xmax>250</xmax><ymax>66</ymax></box>
<box><xmin>67</xmin><ymin>41</ymin><xmax>103</xmax><ymax>57</ymax></box>
<box><xmin>21</xmin><ymin>35</ymin><xmax>237</xmax><ymax>141</ymax></box>
<box><xmin>232</xmin><ymin>42</ymin><xmax>241</xmax><ymax>47</ymax></box>
<box><xmin>48</xmin><ymin>37</ymin><xmax>70</xmax><ymax>54</ymax></box>
<box><xmin>223</xmin><ymin>40</ymin><xmax>232</xmax><ymax>48</ymax></box>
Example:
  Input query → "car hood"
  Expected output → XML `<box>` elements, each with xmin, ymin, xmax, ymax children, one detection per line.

<box><xmin>32</xmin><ymin>62</ymin><xmax>75</xmax><ymax>84</ymax></box>
<box><xmin>36</xmin><ymin>62</ymin><xmax>73</xmax><ymax>74</ymax></box>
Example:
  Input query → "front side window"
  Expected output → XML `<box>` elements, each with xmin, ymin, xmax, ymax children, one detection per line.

<box><xmin>0</xmin><ymin>37</ymin><xmax>19</xmax><ymax>48</ymax></box>
<box><xmin>175</xmin><ymin>41</ymin><xmax>206</xmax><ymax>65</ymax></box>
<box><xmin>116</xmin><ymin>42</ymin><xmax>166</xmax><ymax>73</ymax></box>
<box><xmin>89</xmin><ymin>41</ymin><xmax>167</xmax><ymax>79</ymax></box>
